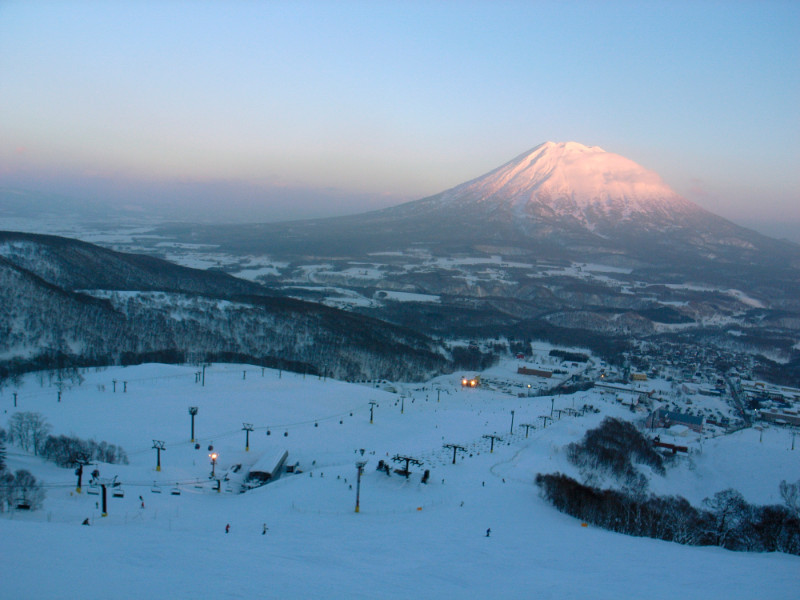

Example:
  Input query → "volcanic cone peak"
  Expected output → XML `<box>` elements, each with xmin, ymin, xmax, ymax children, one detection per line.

<box><xmin>436</xmin><ymin>141</ymin><xmax>702</xmax><ymax>225</ymax></box>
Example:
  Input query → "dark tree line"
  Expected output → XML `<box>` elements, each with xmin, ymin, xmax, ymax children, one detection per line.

<box><xmin>7</xmin><ymin>412</ymin><xmax>128</xmax><ymax>466</ymax></box>
<box><xmin>41</xmin><ymin>434</ymin><xmax>128</xmax><ymax>467</ymax></box>
<box><xmin>535</xmin><ymin>473</ymin><xmax>800</xmax><ymax>555</ymax></box>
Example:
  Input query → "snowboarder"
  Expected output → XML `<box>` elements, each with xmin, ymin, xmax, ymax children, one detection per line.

<box><xmin>486</xmin><ymin>528</ymin><xmax>491</xmax><ymax>537</ymax></box>
<box><xmin>82</xmin><ymin>518</ymin><xmax>90</xmax><ymax>526</ymax></box>
<box><xmin>225</xmin><ymin>523</ymin><xmax>230</xmax><ymax>534</ymax></box>
<box><xmin>262</xmin><ymin>523</ymin><xmax>268</xmax><ymax>535</ymax></box>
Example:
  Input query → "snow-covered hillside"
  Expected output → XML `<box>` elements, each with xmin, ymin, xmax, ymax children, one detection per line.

<box><xmin>1</xmin><ymin>362</ymin><xmax>797</xmax><ymax>599</ymax></box>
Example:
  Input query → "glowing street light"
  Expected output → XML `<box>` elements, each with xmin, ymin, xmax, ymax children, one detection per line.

<box><xmin>210</xmin><ymin>452</ymin><xmax>218</xmax><ymax>478</ymax></box>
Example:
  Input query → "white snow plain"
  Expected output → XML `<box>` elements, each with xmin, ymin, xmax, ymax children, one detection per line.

<box><xmin>1</xmin><ymin>362</ymin><xmax>798</xmax><ymax>599</ymax></box>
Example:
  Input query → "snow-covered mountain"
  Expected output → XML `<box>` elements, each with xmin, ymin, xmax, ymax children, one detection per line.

<box><xmin>383</xmin><ymin>141</ymin><xmax>793</xmax><ymax>262</ymax></box>
<box><xmin>433</xmin><ymin>141</ymin><xmax>702</xmax><ymax>227</ymax></box>
<box><xmin>166</xmin><ymin>141</ymin><xmax>800</xmax><ymax>283</ymax></box>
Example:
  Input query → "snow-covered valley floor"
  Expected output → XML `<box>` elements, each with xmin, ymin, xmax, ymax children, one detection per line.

<box><xmin>2</xmin><ymin>362</ymin><xmax>797</xmax><ymax>599</ymax></box>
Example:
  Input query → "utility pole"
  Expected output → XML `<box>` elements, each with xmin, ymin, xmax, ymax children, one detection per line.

<box><xmin>152</xmin><ymin>440</ymin><xmax>166</xmax><ymax>471</ymax></box>
<box><xmin>242</xmin><ymin>423</ymin><xmax>254</xmax><ymax>451</ymax></box>
<box><xmin>123</xmin><ymin>381</ymin><xmax>127</xmax><ymax>393</ymax></box>
<box><xmin>443</xmin><ymin>443</ymin><xmax>466</xmax><ymax>464</ymax></box>
<box><xmin>369</xmin><ymin>401</ymin><xmax>377</xmax><ymax>424</ymax></box>
<box><xmin>510</xmin><ymin>410</ymin><xmax>515</xmax><ymax>434</ymax></box>
<box><xmin>243</xmin><ymin>370</ymin><xmax>246</xmax><ymax>380</ymax></box>
<box><xmin>354</xmin><ymin>460</ymin><xmax>367</xmax><ymax>513</ymax></box>
<box><xmin>13</xmin><ymin>392</ymin><xmax>17</xmax><ymax>407</ymax></box>
<box><xmin>483</xmin><ymin>434</ymin><xmax>502</xmax><ymax>453</ymax></box>
<box><xmin>112</xmin><ymin>379</ymin><xmax>117</xmax><ymax>393</ymax></box>
<box><xmin>202</xmin><ymin>364</ymin><xmax>206</xmax><ymax>387</ymax></box>
<box><xmin>189</xmin><ymin>407</ymin><xmax>198</xmax><ymax>442</ymax></box>
<box><xmin>401</xmin><ymin>396</ymin><xmax>405</xmax><ymax>414</ymax></box>
<box><xmin>550</xmin><ymin>397</ymin><xmax>555</xmax><ymax>417</ymax></box>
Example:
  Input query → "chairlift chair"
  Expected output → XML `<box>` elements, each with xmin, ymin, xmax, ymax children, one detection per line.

<box><xmin>170</xmin><ymin>487</ymin><xmax>181</xmax><ymax>496</ymax></box>
<box><xmin>151</xmin><ymin>484</ymin><xmax>162</xmax><ymax>494</ymax></box>
<box><xmin>112</xmin><ymin>487</ymin><xmax>125</xmax><ymax>498</ymax></box>
<box><xmin>87</xmin><ymin>484</ymin><xmax>100</xmax><ymax>495</ymax></box>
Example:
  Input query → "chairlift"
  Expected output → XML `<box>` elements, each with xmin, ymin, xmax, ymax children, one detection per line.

<box><xmin>151</xmin><ymin>484</ymin><xmax>162</xmax><ymax>494</ymax></box>
<box><xmin>87</xmin><ymin>484</ymin><xmax>100</xmax><ymax>495</ymax></box>
<box><xmin>16</xmin><ymin>500</ymin><xmax>31</xmax><ymax>510</ymax></box>
<box><xmin>170</xmin><ymin>487</ymin><xmax>181</xmax><ymax>496</ymax></box>
<box><xmin>112</xmin><ymin>487</ymin><xmax>125</xmax><ymax>498</ymax></box>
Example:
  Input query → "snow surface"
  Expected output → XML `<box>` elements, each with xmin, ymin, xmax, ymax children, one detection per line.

<box><xmin>438</xmin><ymin>141</ymin><xmax>702</xmax><ymax>222</ymax></box>
<box><xmin>2</xmin><ymin>362</ymin><xmax>798</xmax><ymax>599</ymax></box>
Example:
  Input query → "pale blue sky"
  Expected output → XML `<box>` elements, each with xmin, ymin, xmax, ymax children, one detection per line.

<box><xmin>1</xmin><ymin>1</ymin><xmax>798</xmax><ymax>238</ymax></box>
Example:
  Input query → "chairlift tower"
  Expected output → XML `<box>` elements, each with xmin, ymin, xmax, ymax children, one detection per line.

<box><xmin>443</xmin><ymin>443</ymin><xmax>466</xmax><ymax>464</ymax></box>
<box><xmin>483</xmin><ymin>434</ymin><xmax>502</xmax><ymax>453</ymax></box>
<box><xmin>94</xmin><ymin>476</ymin><xmax>118</xmax><ymax>517</ymax></box>
<box><xmin>369</xmin><ymin>401</ymin><xmax>377</xmax><ymax>424</ymax></box>
<box><xmin>152</xmin><ymin>440</ymin><xmax>166</xmax><ymax>471</ymax></box>
<box><xmin>72</xmin><ymin>454</ymin><xmax>90</xmax><ymax>493</ymax></box>
<box><xmin>242</xmin><ymin>423</ymin><xmax>254</xmax><ymax>451</ymax></box>
<box><xmin>189</xmin><ymin>407</ymin><xmax>198</xmax><ymax>442</ymax></box>
<box><xmin>354</xmin><ymin>460</ymin><xmax>367</xmax><ymax>513</ymax></box>
<box><xmin>391</xmin><ymin>454</ymin><xmax>422</xmax><ymax>478</ymax></box>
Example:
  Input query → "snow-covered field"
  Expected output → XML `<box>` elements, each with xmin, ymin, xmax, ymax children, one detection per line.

<box><xmin>2</xmin><ymin>362</ymin><xmax>797</xmax><ymax>599</ymax></box>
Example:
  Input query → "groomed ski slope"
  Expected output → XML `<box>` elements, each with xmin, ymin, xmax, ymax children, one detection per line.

<box><xmin>2</xmin><ymin>362</ymin><xmax>797</xmax><ymax>599</ymax></box>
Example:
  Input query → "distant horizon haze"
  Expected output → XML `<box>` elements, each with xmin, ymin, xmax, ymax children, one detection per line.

<box><xmin>1</xmin><ymin>143</ymin><xmax>798</xmax><ymax>245</ymax></box>
<box><xmin>0</xmin><ymin>2</ymin><xmax>797</xmax><ymax>242</ymax></box>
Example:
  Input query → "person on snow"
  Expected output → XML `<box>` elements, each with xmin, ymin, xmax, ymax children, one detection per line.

<box><xmin>262</xmin><ymin>523</ymin><xmax>268</xmax><ymax>535</ymax></box>
<box><xmin>225</xmin><ymin>523</ymin><xmax>230</xmax><ymax>534</ymax></box>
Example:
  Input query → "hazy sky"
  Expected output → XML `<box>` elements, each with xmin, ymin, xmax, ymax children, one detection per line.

<box><xmin>1</xmin><ymin>1</ymin><xmax>798</xmax><ymax>238</ymax></box>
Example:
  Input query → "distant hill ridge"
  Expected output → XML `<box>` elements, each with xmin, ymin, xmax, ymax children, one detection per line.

<box><xmin>0</xmin><ymin>231</ymin><xmax>451</xmax><ymax>381</ymax></box>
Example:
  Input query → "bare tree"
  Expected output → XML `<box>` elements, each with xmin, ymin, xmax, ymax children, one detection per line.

<box><xmin>7</xmin><ymin>412</ymin><xmax>51</xmax><ymax>455</ymax></box>
<box><xmin>779</xmin><ymin>480</ymin><xmax>800</xmax><ymax>518</ymax></box>
<box><xmin>10</xmin><ymin>469</ymin><xmax>45</xmax><ymax>510</ymax></box>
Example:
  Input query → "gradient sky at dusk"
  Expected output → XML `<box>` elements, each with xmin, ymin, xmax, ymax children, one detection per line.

<box><xmin>1</xmin><ymin>1</ymin><xmax>798</xmax><ymax>239</ymax></box>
